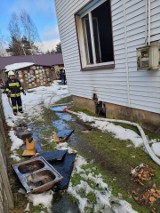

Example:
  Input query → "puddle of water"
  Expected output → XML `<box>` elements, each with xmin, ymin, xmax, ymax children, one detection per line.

<box><xmin>56</xmin><ymin>112</ymin><xmax>73</xmax><ymax>121</ymax></box>
<box><xmin>52</xmin><ymin>192</ymin><xmax>80</xmax><ymax>213</ymax></box>
<box><xmin>53</xmin><ymin>120</ymin><xmax>71</xmax><ymax>132</ymax></box>
<box><xmin>68</xmin><ymin>133</ymin><xmax>78</xmax><ymax>146</ymax></box>
<box><xmin>51</xmin><ymin>106</ymin><xmax>67</xmax><ymax>112</ymax></box>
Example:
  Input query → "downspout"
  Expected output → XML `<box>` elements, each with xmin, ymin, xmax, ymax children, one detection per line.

<box><xmin>147</xmin><ymin>0</ymin><xmax>151</xmax><ymax>45</ymax></box>
<box><xmin>122</xmin><ymin>0</ymin><xmax>131</xmax><ymax>106</ymax></box>
<box><xmin>145</xmin><ymin>0</ymin><xmax>148</xmax><ymax>45</ymax></box>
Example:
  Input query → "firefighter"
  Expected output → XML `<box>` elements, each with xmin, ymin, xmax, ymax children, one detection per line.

<box><xmin>60</xmin><ymin>69</ymin><xmax>66</xmax><ymax>85</ymax></box>
<box><xmin>5</xmin><ymin>70</ymin><xmax>26</xmax><ymax>115</ymax></box>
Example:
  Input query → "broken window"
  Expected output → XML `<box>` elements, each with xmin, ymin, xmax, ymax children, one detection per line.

<box><xmin>76</xmin><ymin>0</ymin><xmax>114</xmax><ymax>69</ymax></box>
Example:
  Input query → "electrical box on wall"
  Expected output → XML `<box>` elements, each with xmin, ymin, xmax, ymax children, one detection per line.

<box><xmin>137</xmin><ymin>43</ymin><xmax>160</xmax><ymax>70</ymax></box>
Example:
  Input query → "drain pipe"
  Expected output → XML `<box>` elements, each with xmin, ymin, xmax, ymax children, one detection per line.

<box><xmin>64</xmin><ymin>108</ymin><xmax>160</xmax><ymax>166</ymax></box>
<box><xmin>122</xmin><ymin>0</ymin><xmax>131</xmax><ymax>106</ymax></box>
<box><xmin>94</xmin><ymin>117</ymin><xmax>160</xmax><ymax>166</ymax></box>
<box><xmin>145</xmin><ymin>0</ymin><xmax>148</xmax><ymax>45</ymax></box>
<box><xmin>148</xmin><ymin>0</ymin><xmax>151</xmax><ymax>45</ymax></box>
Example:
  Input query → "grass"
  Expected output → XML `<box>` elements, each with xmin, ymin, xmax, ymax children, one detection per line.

<box><xmin>7</xmin><ymin>97</ymin><xmax>160</xmax><ymax>213</ymax></box>
<box><xmin>66</xmin><ymin>104</ymin><xmax>160</xmax><ymax>213</ymax></box>
<box><xmin>86</xmin><ymin>191</ymin><xmax>97</xmax><ymax>204</ymax></box>
<box><xmin>54</xmin><ymin>95</ymin><xmax>96</xmax><ymax>117</ymax></box>
<box><xmin>113</xmin><ymin>122</ymin><xmax>160</xmax><ymax>140</ymax></box>
<box><xmin>74</xmin><ymin>129</ymin><xmax>160</xmax><ymax>212</ymax></box>
<box><xmin>54</xmin><ymin>95</ymin><xmax>73</xmax><ymax>104</ymax></box>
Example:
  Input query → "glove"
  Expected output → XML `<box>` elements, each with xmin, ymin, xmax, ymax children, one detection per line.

<box><xmin>23</xmin><ymin>91</ymin><xmax>26</xmax><ymax>95</ymax></box>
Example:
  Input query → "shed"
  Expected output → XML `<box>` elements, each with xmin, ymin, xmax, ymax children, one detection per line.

<box><xmin>5</xmin><ymin>62</ymin><xmax>55</xmax><ymax>89</ymax></box>
<box><xmin>0</xmin><ymin>54</ymin><xmax>64</xmax><ymax>88</ymax></box>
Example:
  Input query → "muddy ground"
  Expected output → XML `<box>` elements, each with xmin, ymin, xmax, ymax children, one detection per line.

<box><xmin>7</xmin><ymin>97</ymin><xmax>160</xmax><ymax>213</ymax></box>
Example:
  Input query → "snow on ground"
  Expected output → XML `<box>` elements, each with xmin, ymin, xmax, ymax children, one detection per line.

<box><xmin>151</xmin><ymin>142</ymin><xmax>160</xmax><ymax>157</ymax></box>
<box><xmin>9</xmin><ymin>130</ymin><xmax>24</xmax><ymax>151</ymax></box>
<box><xmin>28</xmin><ymin>190</ymin><xmax>54</xmax><ymax>211</ymax></box>
<box><xmin>57</xmin><ymin>144</ymin><xmax>137</xmax><ymax>213</ymax></box>
<box><xmin>2</xmin><ymin>80</ymin><xmax>156</xmax><ymax>212</ymax></box>
<box><xmin>78</xmin><ymin>112</ymin><xmax>143</xmax><ymax>148</ymax></box>
<box><xmin>2</xmin><ymin>81</ymin><xmax>69</xmax><ymax>127</ymax></box>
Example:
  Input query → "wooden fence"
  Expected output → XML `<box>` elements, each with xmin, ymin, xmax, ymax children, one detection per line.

<box><xmin>0</xmin><ymin>90</ymin><xmax>14</xmax><ymax>212</ymax></box>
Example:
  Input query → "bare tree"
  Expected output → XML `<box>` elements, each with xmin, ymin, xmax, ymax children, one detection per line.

<box><xmin>7</xmin><ymin>10</ymin><xmax>41</xmax><ymax>55</ymax></box>
<box><xmin>8</xmin><ymin>13</ymin><xmax>22</xmax><ymax>55</ymax></box>
<box><xmin>0</xmin><ymin>32</ymin><xmax>7</xmax><ymax>56</ymax></box>
<box><xmin>20</xmin><ymin>10</ymin><xmax>40</xmax><ymax>54</ymax></box>
<box><xmin>8</xmin><ymin>13</ymin><xmax>21</xmax><ymax>40</ymax></box>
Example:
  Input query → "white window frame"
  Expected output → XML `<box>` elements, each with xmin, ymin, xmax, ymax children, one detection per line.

<box><xmin>76</xmin><ymin>0</ymin><xmax>114</xmax><ymax>69</ymax></box>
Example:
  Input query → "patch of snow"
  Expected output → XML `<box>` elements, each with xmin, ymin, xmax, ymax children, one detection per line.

<box><xmin>73</xmin><ymin>155</ymin><xmax>87</xmax><ymax>173</ymax></box>
<box><xmin>24</xmin><ymin>203</ymin><xmax>30</xmax><ymax>212</ymax></box>
<box><xmin>2</xmin><ymin>81</ymin><xmax>69</xmax><ymax>126</ymax></box>
<box><xmin>151</xmin><ymin>143</ymin><xmax>160</xmax><ymax>157</ymax></box>
<box><xmin>10</xmin><ymin>151</ymin><xmax>21</xmax><ymax>161</ymax></box>
<box><xmin>78</xmin><ymin>112</ymin><xmax>143</xmax><ymax>148</ymax></box>
<box><xmin>27</xmin><ymin>190</ymin><xmax>54</xmax><ymax>212</ymax></box>
<box><xmin>130</xmin><ymin>163</ymin><xmax>144</xmax><ymax>175</ymax></box>
<box><xmin>111</xmin><ymin>199</ymin><xmax>138</xmax><ymax>213</ymax></box>
<box><xmin>9</xmin><ymin>130</ymin><xmax>23</xmax><ymax>151</ymax></box>
<box><xmin>68</xmin><ymin>155</ymin><xmax>137</xmax><ymax>213</ymax></box>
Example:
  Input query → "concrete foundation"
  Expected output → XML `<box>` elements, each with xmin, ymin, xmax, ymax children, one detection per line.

<box><xmin>72</xmin><ymin>95</ymin><xmax>160</xmax><ymax>132</ymax></box>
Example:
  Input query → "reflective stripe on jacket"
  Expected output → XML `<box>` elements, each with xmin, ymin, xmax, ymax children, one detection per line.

<box><xmin>5</xmin><ymin>78</ymin><xmax>24</xmax><ymax>97</ymax></box>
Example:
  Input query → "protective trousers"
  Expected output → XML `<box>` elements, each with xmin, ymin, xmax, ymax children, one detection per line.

<box><xmin>11</xmin><ymin>96</ymin><xmax>23</xmax><ymax>113</ymax></box>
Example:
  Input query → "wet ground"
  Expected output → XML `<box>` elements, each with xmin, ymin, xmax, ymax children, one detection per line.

<box><xmin>11</xmin><ymin>105</ymin><xmax>160</xmax><ymax>212</ymax></box>
<box><xmin>50</xmin><ymin>106</ymin><xmax>108</xmax><ymax>212</ymax></box>
<box><xmin>50</xmin><ymin>106</ymin><xmax>81</xmax><ymax>212</ymax></box>
<box><xmin>52</xmin><ymin>192</ymin><xmax>80</xmax><ymax>213</ymax></box>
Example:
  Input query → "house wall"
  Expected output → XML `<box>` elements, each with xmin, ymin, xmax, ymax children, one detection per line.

<box><xmin>73</xmin><ymin>95</ymin><xmax>160</xmax><ymax>131</ymax></box>
<box><xmin>55</xmin><ymin>0</ymin><xmax>160</xmax><ymax>117</ymax></box>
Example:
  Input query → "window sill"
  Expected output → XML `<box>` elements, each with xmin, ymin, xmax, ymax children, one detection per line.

<box><xmin>81</xmin><ymin>63</ymin><xmax>115</xmax><ymax>71</ymax></box>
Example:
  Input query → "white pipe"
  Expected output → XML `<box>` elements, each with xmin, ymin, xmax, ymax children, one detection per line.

<box><xmin>93</xmin><ymin>117</ymin><xmax>160</xmax><ymax>166</ymax></box>
<box><xmin>122</xmin><ymin>0</ymin><xmax>130</xmax><ymax>106</ymax></box>
<box><xmin>148</xmin><ymin>0</ymin><xmax>151</xmax><ymax>45</ymax></box>
<box><xmin>145</xmin><ymin>0</ymin><xmax>148</xmax><ymax>45</ymax></box>
<box><xmin>64</xmin><ymin>109</ymin><xmax>160</xmax><ymax>166</ymax></box>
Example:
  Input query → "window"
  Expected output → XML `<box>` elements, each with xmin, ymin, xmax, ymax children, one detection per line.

<box><xmin>76</xmin><ymin>0</ymin><xmax>114</xmax><ymax>70</ymax></box>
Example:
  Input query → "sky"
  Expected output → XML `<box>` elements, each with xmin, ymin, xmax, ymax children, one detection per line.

<box><xmin>0</xmin><ymin>0</ymin><xmax>60</xmax><ymax>53</ymax></box>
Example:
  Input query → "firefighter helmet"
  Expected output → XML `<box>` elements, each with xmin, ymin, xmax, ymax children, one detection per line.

<box><xmin>8</xmin><ymin>70</ymin><xmax>15</xmax><ymax>76</ymax></box>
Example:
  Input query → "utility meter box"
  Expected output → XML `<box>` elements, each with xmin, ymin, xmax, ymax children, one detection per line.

<box><xmin>137</xmin><ymin>43</ymin><xmax>160</xmax><ymax>70</ymax></box>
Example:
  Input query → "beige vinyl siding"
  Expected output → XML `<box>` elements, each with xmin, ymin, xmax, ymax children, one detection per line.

<box><xmin>55</xmin><ymin>0</ymin><xmax>160</xmax><ymax>114</ymax></box>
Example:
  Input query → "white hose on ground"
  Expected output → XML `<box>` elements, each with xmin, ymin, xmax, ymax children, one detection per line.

<box><xmin>64</xmin><ymin>109</ymin><xmax>160</xmax><ymax>166</ymax></box>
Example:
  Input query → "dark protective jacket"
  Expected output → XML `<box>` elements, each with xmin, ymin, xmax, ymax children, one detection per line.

<box><xmin>5</xmin><ymin>78</ymin><xmax>24</xmax><ymax>98</ymax></box>
<box><xmin>60</xmin><ymin>72</ymin><xmax>66</xmax><ymax>80</ymax></box>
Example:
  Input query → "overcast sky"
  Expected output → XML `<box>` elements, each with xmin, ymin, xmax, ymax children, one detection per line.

<box><xmin>0</xmin><ymin>0</ymin><xmax>60</xmax><ymax>53</ymax></box>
